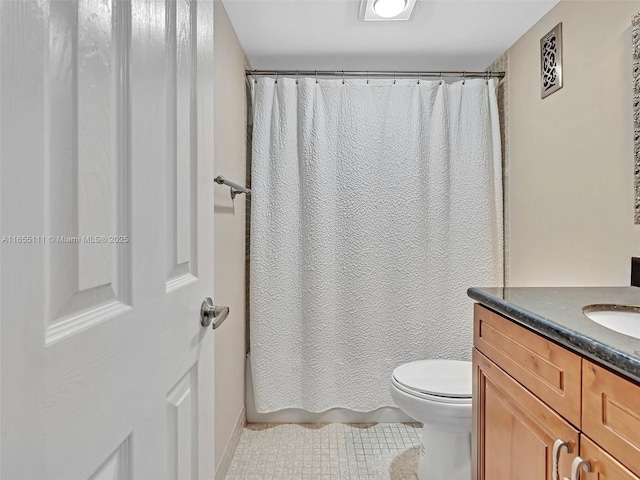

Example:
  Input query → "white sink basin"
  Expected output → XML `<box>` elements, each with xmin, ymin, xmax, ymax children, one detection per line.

<box><xmin>583</xmin><ymin>305</ymin><xmax>640</xmax><ymax>339</ymax></box>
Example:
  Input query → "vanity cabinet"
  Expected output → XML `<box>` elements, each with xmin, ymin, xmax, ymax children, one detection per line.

<box><xmin>473</xmin><ymin>304</ymin><xmax>640</xmax><ymax>480</ymax></box>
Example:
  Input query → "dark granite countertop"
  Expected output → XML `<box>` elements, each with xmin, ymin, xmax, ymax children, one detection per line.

<box><xmin>467</xmin><ymin>287</ymin><xmax>640</xmax><ymax>384</ymax></box>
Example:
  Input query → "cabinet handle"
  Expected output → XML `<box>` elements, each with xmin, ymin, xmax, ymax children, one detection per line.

<box><xmin>564</xmin><ymin>456</ymin><xmax>591</xmax><ymax>480</ymax></box>
<box><xmin>552</xmin><ymin>439</ymin><xmax>571</xmax><ymax>480</ymax></box>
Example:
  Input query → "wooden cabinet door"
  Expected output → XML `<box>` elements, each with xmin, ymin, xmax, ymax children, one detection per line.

<box><xmin>583</xmin><ymin>360</ymin><xmax>640</xmax><ymax>477</ymax></box>
<box><xmin>577</xmin><ymin>436</ymin><xmax>640</xmax><ymax>480</ymax></box>
<box><xmin>473</xmin><ymin>349</ymin><xmax>579</xmax><ymax>480</ymax></box>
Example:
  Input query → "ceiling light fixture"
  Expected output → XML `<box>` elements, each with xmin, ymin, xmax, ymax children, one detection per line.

<box><xmin>361</xmin><ymin>0</ymin><xmax>417</xmax><ymax>22</ymax></box>
<box><xmin>373</xmin><ymin>0</ymin><xmax>407</xmax><ymax>19</ymax></box>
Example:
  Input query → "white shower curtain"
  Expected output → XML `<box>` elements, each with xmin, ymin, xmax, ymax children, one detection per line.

<box><xmin>250</xmin><ymin>77</ymin><xmax>503</xmax><ymax>413</ymax></box>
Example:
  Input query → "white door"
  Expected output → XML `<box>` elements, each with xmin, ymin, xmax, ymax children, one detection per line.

<box><xmin>0</xmin><ymin>1</ymin><xmax>215</xmax><ymax>479</ymax></box>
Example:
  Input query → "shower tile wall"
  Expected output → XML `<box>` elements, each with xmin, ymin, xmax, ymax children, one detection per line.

<box><xmin>245</xmin><ymin>78</ymin><xmax>252</xmax><ymax>353</ymax></box>
<box><xmin>226</xmin><ymin>423</ymin><xmax>422</xmax><ymax>479</ymax></box>
<box><xmin>487</xmin><ymin>51</ymin><xmax>510</xmax><ymax>285</ymax></box>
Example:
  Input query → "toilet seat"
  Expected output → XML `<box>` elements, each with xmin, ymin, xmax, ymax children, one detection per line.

<box><xmin>392</xmin><ymin>360</ymin><xmax>472</xmax><ymax>404</ymax></box>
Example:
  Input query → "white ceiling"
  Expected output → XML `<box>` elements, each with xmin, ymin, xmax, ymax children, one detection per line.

<box><xmin>222</xmin><ymin>0</ymin><xmax>559</xmax><ymax>71</ymax></box>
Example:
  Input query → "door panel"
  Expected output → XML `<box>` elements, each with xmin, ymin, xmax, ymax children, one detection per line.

<box><xmin>46</xmin><ymin>0</ymin><xmax>132</xmax><ymax>344</ymax></box>
<box><xmin>89</xmin><ymin>439</ymin><xmax>131</xmax><ymax>480</ymax></box>
<box><xmin>484</xmin><ymin>379</ymin><xmax>547</xmax><ymax>478</ymax></box>
<box><xmin>166</xmin><ymin>0</ymin><xmax>198</xmax><ymax>289</ymax></box>
<box><xmin>0</xmin><ymin>1</ymin><xmax>215</xmax><ymax>479</ymax></box>
<box><xmin>167</xmin><ymin>367</ymin><xmax>198</xmax><ymax>480</ymax></box>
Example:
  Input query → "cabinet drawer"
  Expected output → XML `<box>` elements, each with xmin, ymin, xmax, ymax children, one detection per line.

<box><xmin>473</xmin><ymin>304</ymin><xmax>582</xmax><ymax>426</ymax></box>
<box><xmin>580</xmin><ymin>435</ymin><xmax>640</xmax><ymax>480</ymax></box>
<box><xmin>583</xmin><ymin>360</ymin><xmax>640</xmax><ymax>477</ymax></box>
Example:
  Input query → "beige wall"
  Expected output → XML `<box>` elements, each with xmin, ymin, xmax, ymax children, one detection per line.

<box><xmin>213</xmin><ymin>1</ymin><xmax>247</xmax><ymax>474</ymax></box>
<box><xmin>506</xmin><ymin>0</ymin><xmax>640</xmax><ymax>286</ymax></box>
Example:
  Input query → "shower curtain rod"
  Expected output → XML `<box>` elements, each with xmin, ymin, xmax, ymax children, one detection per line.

<box><xmin>246</xmin><ymin>69</ymin><xmax>505</xmax><ymax>79</ymax></box>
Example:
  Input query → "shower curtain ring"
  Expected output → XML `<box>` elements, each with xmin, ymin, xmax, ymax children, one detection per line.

<box><xmin>462</xmin><ymin>71</ymin><xmax>466</xmax><ymax>85</ymax></box>
<box><xmin>315</xmin><ymin>70</ymin><xmax>318</xmax><ymax>84</ymax></box>
<box><xmin>366</xmin><ymin>71</ymin><xmax>369</xmax><ymax>84</ymax></box>
<box><xmin>439</xmin><ymin>72</ymin><xmax>443</xmax><ymax>85</ymax></box>
<box><xmin>417</xmin><ymin>72</ymin><xmax>421</xmax><ymax>84</ymax></box>
<box><xmin>486</xmin><ymin>70</ymin><xmax>490</xmax><ymax>85</ymax></box>
<box><xmin>254</xmin><ymin>70</ymin><xmax>258</xmax><ymax>84</ymax></box>
<box><xmin>393</xmin><ymin>71</ymin><xmax>397</xmax><ymax>85</ymax></box>
<box><xmin>275</xmin><ymin>71</ymin><xmax>278</xmax><ymax>84</ymax></box>
<box><xmin>296</xmin><ymin>70</ymin><xmax>299</xmax><ymax>85</ymax></box>
<box><xmin>342</xmin><ymin>70</ymin><xmax>345</xmax><ymax>85</ymax></box>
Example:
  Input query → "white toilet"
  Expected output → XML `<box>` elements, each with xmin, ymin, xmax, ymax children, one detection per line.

<box><xmin>390</xmin><ymin>359</ymin><xmax>472</xmax><ymax>480</ymax></box>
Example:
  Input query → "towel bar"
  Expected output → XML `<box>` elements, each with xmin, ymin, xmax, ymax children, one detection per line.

<box><xmin>215</xmin><ymin>175</ymin><xmax>251</xmax><ymax>199</ymax></box>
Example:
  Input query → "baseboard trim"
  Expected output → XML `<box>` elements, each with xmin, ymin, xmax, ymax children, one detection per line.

<box><xmin>215</xmin><ymin>405</ymin><xmax>246</xmax><ymax>480</ymax></box>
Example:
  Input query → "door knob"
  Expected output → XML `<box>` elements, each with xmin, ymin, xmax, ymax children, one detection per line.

<box><xmin>200</xmin><ymin>297</ymin><xmax>230</xmax><ymax>329</ymax></box>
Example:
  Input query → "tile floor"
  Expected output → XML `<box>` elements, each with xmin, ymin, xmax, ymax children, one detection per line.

<box><xmin>225</xmin><ymin>422</ymin><xmax>422</xmax><ymax>479</ymax></box>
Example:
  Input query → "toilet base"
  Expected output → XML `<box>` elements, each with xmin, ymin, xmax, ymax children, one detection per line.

<box><xmin>417</xmin><ymin>424</ymin><xmax>471</xmax><ymax>480</ymax></box>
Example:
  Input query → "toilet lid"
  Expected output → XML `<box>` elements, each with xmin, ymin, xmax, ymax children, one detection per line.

<box><xmin>392</xmin><ymin>360</ymin><xmax>472</xmax><ymax>398</ymax></box>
